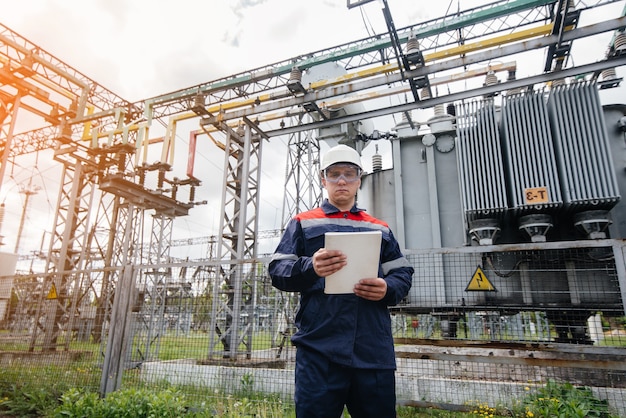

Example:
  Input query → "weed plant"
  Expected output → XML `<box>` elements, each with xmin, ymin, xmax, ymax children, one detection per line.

<box><xmin>515</xmin><ymin>380</ymin><xmax>615</xmax><ymax>418</ymax></box>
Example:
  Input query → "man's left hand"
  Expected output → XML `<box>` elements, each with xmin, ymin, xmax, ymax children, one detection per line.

<box><xmin>354</xmin><ymin>278</ymin><xmax>387</xmax><ymax>301</ymax></box>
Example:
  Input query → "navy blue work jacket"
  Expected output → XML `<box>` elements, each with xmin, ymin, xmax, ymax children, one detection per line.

<box><xmin>269</xmin><ymin>199</ymin><xmax>414</xmax><ymax>369</ymax></box>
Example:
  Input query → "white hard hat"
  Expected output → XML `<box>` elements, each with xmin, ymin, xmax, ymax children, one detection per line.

<box><xmin>320</xmin><ymin>145</ymin><xmax>362</xmax><ymax>170</ymax></box>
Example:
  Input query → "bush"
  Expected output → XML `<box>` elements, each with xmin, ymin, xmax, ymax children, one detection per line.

<box><xmin>520</xmin><ymin>380</ymin><xmax>614</xmax><ymax>418</ymax></box>
<box><xmin>54</xmin><ymin>388</ymin><xmax>188</xmax><ymax>418</ymax></box>
<box><xmin>54</xmin><ymin>388</ymin><xmax>100</xmax><ymax>417</ymax></box>
<box><xmin>0</xmin><ymin>384</ymin><xmax>60</xmax><ymax>417</ymax></box>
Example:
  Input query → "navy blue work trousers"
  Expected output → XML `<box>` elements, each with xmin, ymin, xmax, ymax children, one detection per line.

<box><xmin>294</xmin><ymin>346</ymin><xmax>397</xmax><ymax>418</ymax></box>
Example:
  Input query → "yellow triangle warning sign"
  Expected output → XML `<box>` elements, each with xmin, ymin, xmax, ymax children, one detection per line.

<box><xmin>465</xmin><ymin>266</ymin><xmax>496</xmax><ymax>292</ymax></box>
<box><xmin>46</xmin><ymin>283</ymin><xmax>58</xmax><ymax>300</ymax></box>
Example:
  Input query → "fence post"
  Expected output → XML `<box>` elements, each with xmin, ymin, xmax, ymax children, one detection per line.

<box><xmin>614</xmin><ymin>242</ymin><xmax>626</xmax><ymax>317</ymax></box>
<box><xmin>100</xmin><ymin>264</ymin><xmax>137</xmax><ymax>395</ymax></box>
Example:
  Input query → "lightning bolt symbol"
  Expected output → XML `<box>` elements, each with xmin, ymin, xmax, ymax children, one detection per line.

<box><xmin>477</xmin><ymin>272</ymin><xmax>484</xmax><ymax>287</ymax></box>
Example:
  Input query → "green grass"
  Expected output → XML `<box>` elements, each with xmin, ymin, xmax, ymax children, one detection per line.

<box><xmin>597</xmin><ymin>335</ymin><xmax>626</xmax><ymax>347</ymax></box>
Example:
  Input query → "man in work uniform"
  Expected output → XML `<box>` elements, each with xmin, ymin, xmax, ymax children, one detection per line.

<box><xmin>269</xmin><ymin>144</ymin><xmax>414</xmax><ymax>418</ymax></box>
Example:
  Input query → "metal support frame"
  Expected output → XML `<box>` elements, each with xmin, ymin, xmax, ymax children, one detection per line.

<box><xmin>0</xmin><ymin>94</ymin><xmax>21</xmax><ymax>199</ymax></box>
<box><xmin>281</xmin><ymin>116</ymin><xmax>323</xmax><ymax>225</ymax></box>
<box><xmin>131</xmin><ymin>213</ymin><xmax>174</xmax><ymax>362</ymax></box>
<box><xmin>268</xmin><ymin>118</ymin><xmax>324</xmax><ymax>353</ymax></box>
<box><xmin>29</xmin><ymin>161</ymin><xmax>98</xmax><ymax>352</ymax></box>
<box><xmin>614</xmin><ymin>241</ymin><xmax>626</xmax><ymax>317</ymax></box>
<box><xmin>391</xmin><ymin>138</ymin><xmax>406</xmax><ymax>249</ymax></box>
<box><xmin>380</xmin><ymin>0</ymin><xmax>432</xmax><ymax>102</ymax></box>
<box><xmin>87</xmin><ymin>196</ymin><xmax>118</xmax><ymax>344</ymax></box>
<box><xmin>544</xmin><ymin>0</ymin><xmax>580</xmax><ymax>72</ymax></box>
<box><xmin>207</xmin><ymin>123</ymin><xmax>263</xmax><ymax>359</ymax></box>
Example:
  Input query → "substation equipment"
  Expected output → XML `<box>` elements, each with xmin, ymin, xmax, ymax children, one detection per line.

<box><xmin>0</xmin><ymin>0</ymin><xmax>626</xmax><ymax>404</ymax></box>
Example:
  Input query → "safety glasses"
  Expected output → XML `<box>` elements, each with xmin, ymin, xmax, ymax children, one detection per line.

<box><xmin>323</xmin><ymin>165</ymin><xmax>362</xmax><ymax>183</ymax></box>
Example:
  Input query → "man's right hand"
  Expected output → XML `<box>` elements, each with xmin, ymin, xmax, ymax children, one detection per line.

<box><xmin>312</xmin><ymin>248</ymin><xmax>347</xmax><ymax>277</ymax></box>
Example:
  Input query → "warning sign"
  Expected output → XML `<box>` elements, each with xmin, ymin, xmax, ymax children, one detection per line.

<box><xmin>46</xmin><ymin>283</ymin><xmax>58</xmax><ymax>300</ymax></box>
<box><xmin>465</xmin><ymin>266</ymin><xmax>496</xmax><ymax>292</ymax></box>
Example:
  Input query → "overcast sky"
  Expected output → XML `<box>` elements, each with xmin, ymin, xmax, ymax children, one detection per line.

<box><xmin>1</xmin><ymin>0</ymin><xmax>624</xmax><ymax>260</ymax></box>
<box><xmin>2</xmin><ymin>0</ymin><xmax>447</xmax><ymax>102</ymax></box>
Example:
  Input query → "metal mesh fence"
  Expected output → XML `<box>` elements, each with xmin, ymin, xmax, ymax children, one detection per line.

<box><xmin>0</xmin><ymin>241</ymin><xmax>625</xmax><ymax>416</ymax></box>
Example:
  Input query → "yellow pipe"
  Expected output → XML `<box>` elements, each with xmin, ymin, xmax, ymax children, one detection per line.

<box><xmin>0</xmin><ymin>55</ymin><xmax>79</xmax><ymax>102</ymax></box>
<box><xmin>134</xmin><ymin>125</ymin><xmax>143</xmax><ymax>167</ymax></box>
<box><xmin>429</xmin><ymin>61</ymin><xmax>516</xmax><ymax>84</ymax></box>
<box><xmin>140</xmin><ymin>123</ymin><xmax>150</xmax><ymax>166</ymax></box>
<box><xmin>308</xmin><ymin>24</ymin><xmax>552</xmax><ymax>91</ymax></box>
<box><xmin>308</xmin><ymin>62</ymin><xmax>516</xmax><ymax>111</ymax></box>
<box><xmin>91</xmin><ymin>90</ymin><xmax>274</xmax><ymax>141</ymax></box>
<box><xmin>309</xmin><ymin>63</ymin><xmax>397</xmax><ymax>90</ymax></box>
<box><xmin>32</xmin><ymin>73</ymin><xmax>77</xmax><ymax>101</ymax></box>
<box><xmin>169</xmin><ymin>121</ymin><xmax>175</xmax><ymax>166</ymax></box>
<box><xmin>201</xmin><ymin>127</ymin><xmax>227</xmax><ymax>152</ymax></box>
<box><xmin>0</xmin><ymin>55</ymin><xmax>77</xmax><ymax>116</ymax></box>
<box><xmin>81</xmin><ymin>105</ymin><xmax>95</xmax><ymax>140</ymax></box>
<box><xmin>180</xmin><ymin>61</ymin><xmax>514</xmax><ymax>142</ymax></box>
<box><xmin>95</xmin><ymin>58</ymin><xmax>514</xmax><ymax>146</ymax></box>
<box><xmin>161</xmin><ymin>119</ymin><xmax>177</xmax><ymax>166</ymax></box>
<box><xmin>424</xmin><ymin>24</ymin><xmax>553</xmax><ymax>61</ymax></box>
<box><xmin>90</xmin><ymin>121</ymin><xmax>141</xmax><ymax>140</ymax></box>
